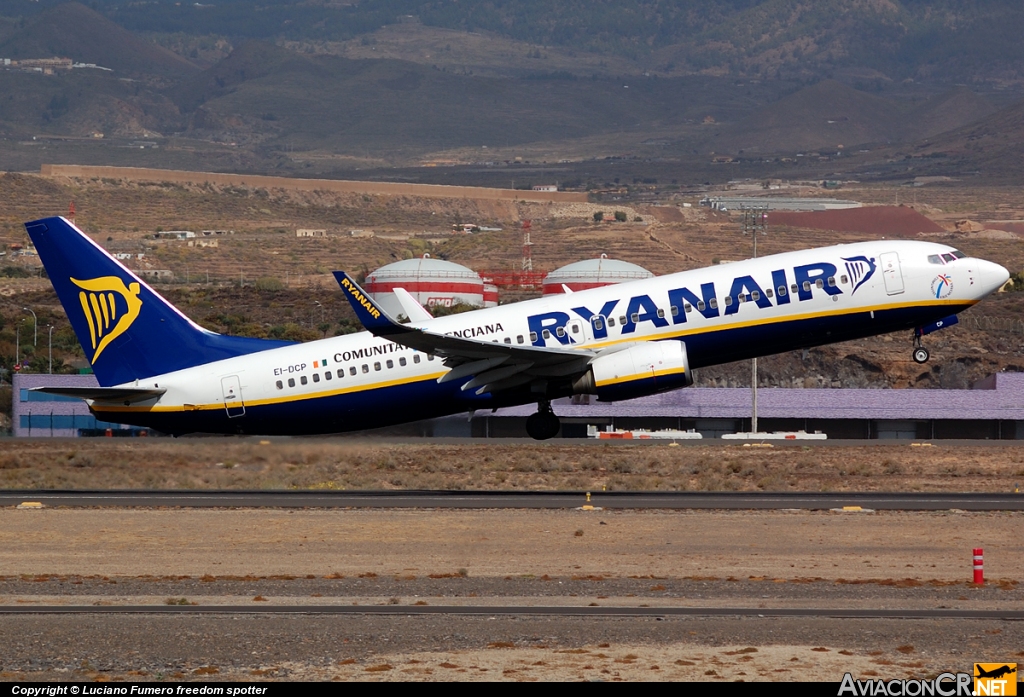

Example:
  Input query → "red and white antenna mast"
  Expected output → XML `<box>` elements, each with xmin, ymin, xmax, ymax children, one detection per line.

<box><xmin>68</xmin><ymin>200</ymin><xmax>76</xmax><ymax>225</ymax></box>
<box><xmin>521</xmin><ymin>219</ymin><xmax>533</xmax><ymax>272</ymax></box>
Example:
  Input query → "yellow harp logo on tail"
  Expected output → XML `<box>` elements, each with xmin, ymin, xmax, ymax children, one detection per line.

<box><xmin>71</xmin><ymin>276</ymin><xmax>143</xmax><ymax>363</ymax></box>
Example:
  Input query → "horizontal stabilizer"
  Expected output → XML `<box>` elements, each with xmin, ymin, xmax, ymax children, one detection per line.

<box><xmin>31</xmin><ymin>386</ymin><xmax>166</xmax><ymax>403</ymax></box>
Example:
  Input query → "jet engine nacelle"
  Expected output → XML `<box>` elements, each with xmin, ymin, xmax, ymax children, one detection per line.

<box><xmin>572</xmin><ymin>340</ymin><xmax>693</xmax><ymax>402</ymax></box>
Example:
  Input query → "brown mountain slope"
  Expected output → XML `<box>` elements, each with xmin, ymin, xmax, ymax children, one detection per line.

<box><xmin>715</xmin><ymin>80</ymin><xmax>905</xmax><ymax>154</ymax></box>
<box><xmin>0</xmin><ymin>2</ymin><xmax>198</xmax><ymax>79</ymax></box>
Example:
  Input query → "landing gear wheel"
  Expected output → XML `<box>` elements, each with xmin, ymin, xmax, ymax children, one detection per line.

<box><xmin>913</xmin><ymin>347</ymin><xmax>930</xmax><ymax>364</ymax></box>
<box><xmin>526</xmin><ymin>401</ymin><xmax>560</xmax><ymax>440</ymax></box>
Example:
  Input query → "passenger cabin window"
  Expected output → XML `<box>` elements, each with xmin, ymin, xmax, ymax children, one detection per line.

<box><xmin>684</xmin><ymin>303</ymin><xmax>692</xmax><ymax>313</ymax></box>
<box><xmin>288</xmin><ymin>378</ymin><xmax>295</xmax><ymax>388</ymax></box>
<box><xmin>413</xmin><ymin>355</ymin><xmax>421</xmax><ymax>364</ymax></box>
<box><xmin>399</xmin><ymin>357</ymin><xmax>407</xmax><ymax>366</ymax></box>
<box><xmin>791</xmin><ymin>284</ymin><xmax>799</xmax><ymax>294</ymax></box>
<box><xmin>276</xmin><ymin>380</ymin><xmax>283</xmax><ymax>390</ymax></box>
<box><xmin>556</xmin><ymin>327</ymin><xmax>565</xmax><ymax>338</ymax></box>
<box><xmin>751</xmin><ymin>290</ymin><xmax>761</xmax><ymax>301</ymax></box>
<box><xmin>630</xmin><ymin>313</ymin><xmax>639</xmax><ymax>323</ymax></box>
<box><xmin>656</xmin><ymin>308</ymin><xmax>665</xmax><ymax>318</ymax></box>
<box><xmin>312</xmin><ymin>373</ymin><xmax>320</xmax><ymax>383</ymax></box>
<box><xmin>607</xmin><ymin>317</ymin><xmax>615</xmax><ymax>327</ymax></box>
<box><xmin>349</xmin><ymin>366</ymin><xmax>357</xmax><ymax>375</ymax></box>
<box><xmin>338</xmin><ymin>369</ymin><xmax>345</xmax><ymax>378</ymax></box>
<box><xmin>827</xmin><ymin>277</ymin><xmax>836</xmax><ymax>287</ymax></box>
<box><xmin>619</xmin><ymin>315</ymin><xmax>627</xmax><ymax>325</ymax></box>
<box><xmin>802</xmin><ymin>281</ymin><xmax>812</xmax><ymax>292</ymax></box>
<box><xmin>386</xmin><ymin>359</ymin><xmax>393</xmax><ymax>369</ymax></box>
<box><xmin>374</xmin><ymin>362</ymin><xmax>381</xmax><ymax>371</ymax></box>
<box><xmin>300</xmin><ymin>376</ymin><xmax>308</xmax><ymax>385</ymax></box>
<box><xmin>815</xmin><ymin>279</ymin><xmax>824</xmax><ymax>288</ymax></box>
<box><xmin>571</xmin><ymin>324</ymin><xmax>580</xmax><ymax>333</ymax></box>
<box><xmin>325</xmin><ymin>371</ymin><xmax>332</xmax><ymax>381</ymax></box>
<box><xmin>671</xmin><ymin>306</ymin><xmax>679</xmax><ymax>316</ymax></box>
<box><xmin>708</xmin><ymin>298</ymin><xmax>718</xmax><ymax>310</ymax></box>
<box><xmin>542</xmin><ymin>329</ymin><xmax>551</xmax><ymax>339</ymax></box>
<box><xmin>428</xmin><ymin>354</ymin><xmax>435</xmax><ymax>361</ymax></box>
<box><xmin>504</xmin><ymin>337</ymin><xmax>511</xmax><ymax>344</ymax></box>
<box><xmin>362</xmin><ymin>364</ymin><xmax>369</xmax><ymax>374</ymax></box>
<box><xmin>724</xmin><ymin>296</ymin><xmax>733</xmax><ymax>307</ymax></box>
<box><xmin>529</xmin><ymin>332</ymin><xmax>538</xmax><ymax>342</ymax></box>
<box><xmin>697</xmin><ymin>300</ymin><xmax>705</xmax><ymax>311</ymax></box>
<box><xmin>840</xmin><ymin>275</ymin><xmax>849</xmax><ymax>284</ymax></box>
<box><xmin>593</xmin><ymin>318</ymin><xmax>604</xmax><ymax>330</ymax></box>
<box><xmin>517</xmin><ymin>335</ymin><xmax>524</xmax><ymax>344</ymax></box>
<box><xmin>765</xmin><ymin>288</ymin><xmax>773</xmax><ymax>298</ymax></box>
<box><xmin>778</xmin><ymin>286</ymin><xmax>787</xmax><ymax>297</ymax></box>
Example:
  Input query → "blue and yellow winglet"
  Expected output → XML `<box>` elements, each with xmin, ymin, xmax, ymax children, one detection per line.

<box><xmin>333</xmin><ymin>271</ymin><xmax>405</xmax><ymax>337</ymax></box>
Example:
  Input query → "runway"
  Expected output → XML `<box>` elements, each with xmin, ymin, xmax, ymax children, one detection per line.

<box><xmin>0</xmin><ymin>605</ymin><xmax>1021</xmax><ymax>619</ymax></box>
<box><xmin>1</xmin><ymin>489</ymin><xmax>1022</xmax><ymax>510</ymax></box>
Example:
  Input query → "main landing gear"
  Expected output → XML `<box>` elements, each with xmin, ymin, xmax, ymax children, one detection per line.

<box><xmin>526</xmin><ymin>400</ymin><xmax>561</xmax><ymax>440</ymax></box>
<box><xmin>912</xmin><ymin>328</ymin><xmax>930</xmax><ymax>364</ymax></box>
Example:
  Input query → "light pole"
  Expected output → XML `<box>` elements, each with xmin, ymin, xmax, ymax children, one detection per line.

<box><xmin>47</xmin><ymin>325</ymin><xmax>54</xmax><ymax>374</ymax></box>
<box><xmin>740</xmin><ymin>206</ymin><xmax>768</xmax><ymax>434</ymax></box>
<box><xmin>23</xmin><ymin>307</ymin><xmax>37</xmax><ymax>346</ymax></box>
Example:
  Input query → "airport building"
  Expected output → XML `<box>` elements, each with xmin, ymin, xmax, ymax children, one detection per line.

<box><xmin>11</xmin><ymin>373</ymin><xmax>150</xmax><ymax>437</ymax></box>
<box><xmin>13</xmin><ymin>371</ymin><xmax>1024</xmax><ymax>440</ymax></box>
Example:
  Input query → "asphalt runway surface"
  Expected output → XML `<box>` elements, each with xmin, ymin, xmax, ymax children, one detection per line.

<box><xmin>2</xmin><ymin>490</ymin><xmax>1022</xmax><ymax>510</ymax></box>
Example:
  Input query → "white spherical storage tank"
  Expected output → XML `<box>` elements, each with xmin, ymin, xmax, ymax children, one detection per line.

<box><xmin>542</xmin><ymin>255</ymin><xmax>654</xmax><ymax>295</ymax></box>
<box><xmin>364</xmin><ymin>254</ymin><xmax>486</xmax><ymax>316</ymax></box>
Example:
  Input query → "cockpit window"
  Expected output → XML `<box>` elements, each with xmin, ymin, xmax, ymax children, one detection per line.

<box><xmin>941</xmin><ymin>253</ymin><xmax>956</xmax><ymax>263</ymax></box>
<box><xmin>927</xmin><ymin>254</ymin><xmax>943</xmax><ymax>265</ymax></box>
<box><xmin>951</xmin><ymin>250</ymin><xmax>967</xmax><ymax>259</ymax></box>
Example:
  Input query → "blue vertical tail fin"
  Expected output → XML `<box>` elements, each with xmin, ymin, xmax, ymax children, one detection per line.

<box><xmin>25</xmin><ymin>216</ymin><xmax>294</xmax><ymax>386</ymax></box>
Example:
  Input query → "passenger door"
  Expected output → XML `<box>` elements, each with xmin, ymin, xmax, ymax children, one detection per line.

<box><xmin>880</xmin><ymin>251</ymin><xmax>905</xmax><ymax>295</ymax></box>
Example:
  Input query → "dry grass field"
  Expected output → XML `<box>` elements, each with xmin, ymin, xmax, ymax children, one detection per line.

<box><xmin>1</xmin><ymin>440</ymin><xmax>1023</xmax><ymax>492</ymax></box>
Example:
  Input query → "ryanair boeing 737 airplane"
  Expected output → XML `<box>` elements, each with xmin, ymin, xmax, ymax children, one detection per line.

<box><xmin>25</xmin><ymin>216</ymin><xmax>1009</xmax><ymax>439</ymax></box>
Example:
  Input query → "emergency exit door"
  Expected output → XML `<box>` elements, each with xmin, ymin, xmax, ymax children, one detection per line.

<box><xmin>221</xmin><ymin>375</ymin><xmax>245</xmax><ymax>418</ymax></box>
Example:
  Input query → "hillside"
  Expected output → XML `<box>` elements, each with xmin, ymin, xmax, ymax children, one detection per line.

<box><xmin>0</xmin><ymin>3</ymin><xmax>198</xmax><ymax>79</ymax></box>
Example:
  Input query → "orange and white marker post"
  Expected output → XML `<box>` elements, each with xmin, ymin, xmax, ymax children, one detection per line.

<box><xmin>973</xmin><ymin>548</ymin><xmax>984</xmax><ymax>584</ymax></box>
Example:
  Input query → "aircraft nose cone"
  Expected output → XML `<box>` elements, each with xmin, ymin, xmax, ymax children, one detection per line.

<box><xmin>974</xmin><ymin>259</ymin><xmax>1010</xmax><ymax>296</ymax></box>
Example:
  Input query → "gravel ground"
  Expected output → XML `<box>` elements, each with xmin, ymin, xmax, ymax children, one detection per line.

<box><xmin>0</xmin><ymin>508</ymin><xmax>1022</xmax><ymax>681</ymax></box>
<box><xmin>0</xmin><ymin>615</ymin><xmax>1020</xmax><ymax>681</ymax></box>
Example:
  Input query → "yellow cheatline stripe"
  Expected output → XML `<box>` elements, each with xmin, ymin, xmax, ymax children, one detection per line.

<box><xmin>582</xmin><ymin>297</ymin><xmax>974</xmax><ymax>351</ymax></box>
<box><xmin>94</xmin><ymin>371</ymin><xmax>450</xmax><ymax>413</ymax></box>
<box><xmin>595</xmin><ymin>366</ymin><xmax>687</xmax><ymax>388</ymax></box>
<box><xmin>78</xmin><ymin>291</ymin><xmax>96</xmax><ymax>350</ymax></box>
<box><xmin>91</xmin><ymin>297</ymin><xmax>972</xmax><ymax>413</ymax></box>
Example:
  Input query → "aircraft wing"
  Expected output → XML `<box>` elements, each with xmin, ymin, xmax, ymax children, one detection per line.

<box><xmin>334</xmin><ymin>271</ymin><xmax>594</xmax><ymax>394</ymax></box>
<box><xmin>31</xmin><ymin>387</ymin><xmax>166</xmax><ymax>403</ymax></box>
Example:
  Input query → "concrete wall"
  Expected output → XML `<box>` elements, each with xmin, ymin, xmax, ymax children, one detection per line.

<box><xmin>41</xmin><ymin>165</ymin><xmax>589</xmax><ymax>204</ymax></box>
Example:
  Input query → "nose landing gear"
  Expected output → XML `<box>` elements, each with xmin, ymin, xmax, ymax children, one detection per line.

<box><xmin>526</xmin><ymin>400</ymin><xmax>561</xmax><ymax>440</ymax></box>
<box><xmin>912</xmin><ymin>328</ymin><xmax>930</xmax><ymax>364</ymax></box>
